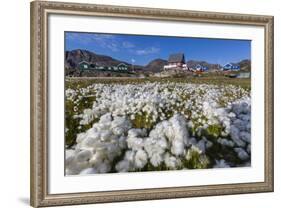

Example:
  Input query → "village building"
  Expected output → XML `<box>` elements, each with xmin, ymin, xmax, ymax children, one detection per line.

<box><xmin>95</xmin><ymin>66</ymin><xmax>106</xmax><ymax>71</ymax></box>
<box><xmin>164</xmin><ymin>53</ymin><xmax>185</xmax><ymax>70</ymax></box>
<box><xmin>222</xmin><ymin>63</ymin><xmax>240</xmax><ymax>71</ymax></box>
<box><xmin>77</xmin><ymin>60</ymin><xmax>129</xmax><ymax>72</ymax></box>
<box><xmin>195</xmin><ymin>64</ymin><xmax>202</xmax><ymax>71</ymax></box>
<box><xmin>116</xmin><ymin>63</ymin><xmax>128</xmax><ymax>71</ymax></box>
<box><xmin>195</xmin><ymin>64</ymin><xmax>208</xmax><ymax>71</ymax></box>
<box><xmin>237</xmin><ymin>72</ymin><xmax>251</xmax><ymax>78</ymax></box>
<box><xmin>182</xmin><ymin>64</ymin><xmax>188</xmax><ymax>70</ymax></box>
<box><xmin>90</xmin><ymin>63</ymin><xmax>96</xmax><ymax>68</ymax></box>
<box><xmin>78</xmin><ymin>61</ymin><xmax>91</xmax><ymax>70</ymax></box>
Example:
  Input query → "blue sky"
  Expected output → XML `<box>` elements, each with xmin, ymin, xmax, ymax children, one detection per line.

<box><xmin>65</xmin><ymin>32</ymin><xmax>251</xmax><ymax>66</ymax></box>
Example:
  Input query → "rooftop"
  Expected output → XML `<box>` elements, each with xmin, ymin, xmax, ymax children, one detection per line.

<box><xmin>168</xmin><ymin>53</ymin><xmax>185</xmax><ymax>63</ymax></box>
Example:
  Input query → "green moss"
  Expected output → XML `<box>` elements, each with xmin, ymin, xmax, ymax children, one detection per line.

<box><xmin>131</xmin><ymin>112</ymin><xmax>155</xmax><ymax>130</ymax></box>
<box><xmin>78</xmin><ymin>95</ymin><xmax>96</xmax><ymax>110</ymax></box>
<box><xmin>205</xmin><ymin>124</ymin><xmax>222</xmax><ymax>138</ymax></box>
<box><xmin>205</xmin><ymin>136</ymin><xmax>243</xmax><ymax>167</ymax></box>
<box><xmin>141</xmin><ymin>161</ymin><xmax>168</xmax><ymax>172</ymax></box>
<box><xmin>65</xmin><ymin>95</ymin><xmax>97</xmax><ymax>148</ymax></box>
<box><xmin>182</xmin><ymin>148</ymin><xmax>210</xmax><ymax>169</ymax></box>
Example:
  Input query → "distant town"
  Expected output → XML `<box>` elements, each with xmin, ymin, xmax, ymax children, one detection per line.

<box><xmin>65</xmin><ymin>49</ymin><xmax>251</xmax><ymax>78</ymax></box>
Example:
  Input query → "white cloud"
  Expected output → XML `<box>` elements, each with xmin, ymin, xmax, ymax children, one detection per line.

<box><xmin>66</xmin><ymin>32</ymin><xmax>119</xmax><ymax>52</ymax></box>
<box><xmin>105</xmin><ymin>42</ymin><xmax>118</xmax><ymax>52</ymax></box>
<box><xmin>66</xmin><ymin>33</ymin><xmax>161</xmax><ymax>55</ymax></box>
<box><xmin>90</xmin><ymin>34</ymin><xmax>119</xmax><ymax>52</ymax></box>
<box><xmin>122</xmin><ymin>41</ymin><xmax>135</xmax><ymax>48</ymax></box>
<box><xmin>135</xmin><ymin>47</ymin><xmax>160</xmax><ymax>55</ymax></box>
<box><xmin>90</xmin><ymin>34</ymin><xmax>115</xmax><ymax>42</ymax></box>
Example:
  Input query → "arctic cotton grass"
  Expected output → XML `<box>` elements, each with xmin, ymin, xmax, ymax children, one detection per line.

<box><xmin>65</xmin><ymin>81</ymin><xmax>251</xmax><ymax>175</ymax></box>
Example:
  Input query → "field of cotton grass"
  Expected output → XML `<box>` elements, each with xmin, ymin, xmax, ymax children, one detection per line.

<box><xmin>65</xmin><ymin>78</ymin><xmax>251</xmax><ymax>175</ymax></box>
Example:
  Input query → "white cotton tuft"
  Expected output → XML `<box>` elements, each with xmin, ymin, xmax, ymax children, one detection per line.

<box><xmin>111</xmin><ymin>116</ymin><xmax>132</xmax><ymax>131</ymax></box>
<box><xmin>171</xmin><ymin>139</ymin><xmax>185</xmax><ymax>156</ymax></box>
<box><xmin>230</xmin><ymin>125</ymin><xmax>246</xmax><ymax>147</ymax></box>
<box><xmin>127</xmin><ymin>129</ymin><xmax>146</xmax><ymax>151</ymax></box>
<box><xmin>79</xmin><ymin>168</ymin><xmax>98</xmax><ymax>175</ymax></box>
<box><xmin>118</xmin><ymin>136</ymin><xmax>127</xmax><ymax>149</ymax></box>
<box><xmin>112</xmin><ymin>127</ymin><xmax>125</xmax><ymax>136</ymax></box>
<box><xmin>185</xmin><ymin>145</ymin><xmax>202</xmax><ymax>160</ymax></box>
<box><xmin>144</xmin><ymin>136</ymin><xmax>166</xmax><ymax>167</ymax></box>
<box><xmin>66</xmin><ymin>114</ymin><xmax>133</xmax><ymax>175</ymax></box>
<box><xmin>234</xmin><ymin>148</ymin><xmax>249</xmax><ymax>160</ymax></box>
<box><xmin>150</xmin><ymin>153</ymin><xmax>164</xmax><ymax>167</ymax></box>
<box><xmin>65</xmin><ymin>149</ymin><xmax>75</xmax><ymax>166</ymax></box>
<box><xmin>81</xmin><ymin>133</ymin><xmax>99</xmax><ymax>147</ymax></box>
<box><xmin>196</xmin><ymin>139</ymin><xmax>206</xmax><ymax>153</ymax></box>
<box><xmin>96</xmin><ymin>161</ymin><xmax>111</xmax><ymax>173</ymax></box>
<box><xmin>247</xmin><ymin>144</ymin><xmax>251</xmax><ymax>154</ymax></box>
<box><xmin>76</xmin><ymin>150</ymin><xmax>92</xmax><ymax>163</ymax></box>
<box><xmin>99</xmin><ymin>113</ymin><xmax>112</xmax><ymax>123</ymax></box>
<box><xmin>115</xmin><ymin>160</ymin><xmax>131</xmax><ymax>172</ymax></box>
<box><xmin>76</xmin><ymin>132</ymin><xmax>87</xmax><ymax>144</ymax></box>
<box><xmin>134</xmin><ymin>149</ymin><xmax>148</xmax><ymax>168</ymax></box>
<box><xmin>188</xmin><ymin>137</ymin><xmax>197</xmax><ymax>146</ymax></box>
<box><xmin>217</xmin><ymin>138</ymin><xmax>235</xmax><ymax>147</ymax></box>
<box><xmin>164</xmin><ymin>153</ymin><xmax>181</xmax><ymax>169</ymax></box>
<box><xmin>128</xmin><ymin>128</ymin><xmax>147</xmax><ymax>138</ymax></box>
<box><xmin>147</xmin><ymin>114</ymin><xmax>189</xmax><ymax>157</ymax></box>
<box><xmin>124</xmin><ymin>150</ymin><xmax>135</xmax><ymax>162</ymax></box>
<box><xmin>79</xmin><ymin>109</ymin><xmax>94</xmax><ymax>125</ymax></box>
<box><xmin>213</xmin><ymin>159</ymin><xmax>230</xmax><ymax>168</ymax></box>
<box><xmin>169</xmin><ymin>114</ymin><xmax>189</xmax><ymax>155</ymax></box>
<box><xmin>239</xmin><ymin>131</ymin><xmax>251</xmax><ymax>143</ymax></box>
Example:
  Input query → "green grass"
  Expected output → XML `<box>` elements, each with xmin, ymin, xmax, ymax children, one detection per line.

<box><xmin>66</xmin><ymin>76</ymin><xmax>251</xmax><ymax>89</ymax></box>
<box><xmin>182</xmin><ymin>148</ymin><xmax>210</xmax><ymax>169</ymax></box>
<box><xmin>131</xmin><ymin>112</ymin><xmax>155</xmax><ymax>130</ymax></box>
<box><xmin>65</xmin><ymin>95</ymin><xmax>97</xmax><ymax>147</ymax></box>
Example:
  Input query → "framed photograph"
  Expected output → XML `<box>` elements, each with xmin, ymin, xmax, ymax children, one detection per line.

<box><xmin>30</xmin><ymin>1</ymin><xmax>274</xmax><ymax>207</ymax></box>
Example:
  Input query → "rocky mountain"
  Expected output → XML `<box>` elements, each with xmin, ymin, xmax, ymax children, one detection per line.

<box><xmin>65</xmin><ymin>49</ymin><xmax>167</xmax><ymax>73</ymax></box>
<box><xmin>65</xmin><ymin>49</ymin><xmax>130</xmax><ymax>69</ymax></box>
<box><xmin>236</xmin><ymin>59</ymin><xmax>251</xmax><ymax>71</ymax></box>
<box><xmin>144</xmin><ymin>59</ymin><xmax>168</xmax><ymax>72</ymax></box>
<box><xmin>185</xmin><ymin>60</ymin><xmax>221</xmax><ymax>70</ymax></box>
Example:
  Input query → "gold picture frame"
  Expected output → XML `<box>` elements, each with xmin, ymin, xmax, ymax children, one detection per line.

<box><xmin>30</xmin><ymin>1</ymin><xmax>274</xmax><ymax>207</ymax></box>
